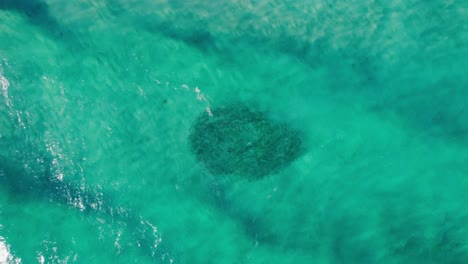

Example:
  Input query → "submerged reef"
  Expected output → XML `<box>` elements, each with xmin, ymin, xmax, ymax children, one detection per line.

<box><xmin>189</xmin><ymin>105</ymin><xmax>302</xmax><ymax>179</ymax></box>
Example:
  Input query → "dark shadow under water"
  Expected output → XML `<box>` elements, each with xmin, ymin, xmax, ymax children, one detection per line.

<box><xmin>0</xmin><ymin>146</ymin><xmax>173</xmax><ymax>263</ymax></box>
<box><xmin>0</xmin><ymin>0</ymin><xmax>85</xmax><ymax>54</ymax></box>
<box><xmin>0</xmin><ymin>0</ymin><xmax>66</xmax><ymax>38</ymax></box>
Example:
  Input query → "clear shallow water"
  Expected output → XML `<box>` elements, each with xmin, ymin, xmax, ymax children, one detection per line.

<box><xmin>0</xmin><ymin>0</ymin><xmax>467</xmax><ymax>263</ymax></box>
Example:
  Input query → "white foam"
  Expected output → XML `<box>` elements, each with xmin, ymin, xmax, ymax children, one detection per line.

<box><xmin>113</xmin><ymin>230</ymin><xmax>122</xmax><ymax>254</ymax></box>
<box><xmin>37</xmin><ymin>254</ymin><xmax>45</xmax><ymax>264</ymax></box>
<box><xmin>0</xmin><ymin>63</ymin><xmax>25</xmax><ymax>129</ymax></box>
<box><xmin>0</xmin><ymin>65</ymin><xmax>11</xmax><ymax>108</ymax></box>
<box><xmin>0</xmin><ymin>238</ymin><xmax>10</xmax><ymax>263</ymax></box>
<box><xmin>0</xmin><ymin>76</ymin><xmax>8</xmax><ymax>93</ymax></box>
<box><xmin>0</xmin><ymin>235</ymin><xmax>21</xmax><ymax>264</ymax></box>
<box><xmin>193</xmin><ymin>86</ymin><xmax>213</xmax><ymax>116</ymax></box>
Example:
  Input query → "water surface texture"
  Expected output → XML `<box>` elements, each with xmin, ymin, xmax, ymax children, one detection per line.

<box><xmin>0</xmin><ymin>0</ymin><xmax>467</xmax><ymax>263</ymax></box>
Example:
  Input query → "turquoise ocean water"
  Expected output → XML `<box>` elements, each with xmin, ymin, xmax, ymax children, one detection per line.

<box><xmin>0</xmin><ymin>0</ymin><xmax>467</xmax><ymax>263</ymax></box>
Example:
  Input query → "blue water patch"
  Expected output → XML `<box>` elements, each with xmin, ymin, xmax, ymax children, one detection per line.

<box><xmin>0</xmin><ymin>0</ymin><xmax>467</xmax><ymax>263</ymax></box>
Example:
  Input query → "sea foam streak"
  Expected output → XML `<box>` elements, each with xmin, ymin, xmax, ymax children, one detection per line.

<box><xmin>0</xmin><ymin>64</ymin><xmax>11</xmax><ymax>107</ymax></box>
<box><xmin>0</xmin><ymin>233</ymin><xmax>20</xmax><ymax>264</ymax></box>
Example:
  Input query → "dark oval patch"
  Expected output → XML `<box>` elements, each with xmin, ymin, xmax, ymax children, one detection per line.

<box><xmin>189</xmin><ymin>105</ymin><xmax>302</xmax><ymax>179</ymax></box>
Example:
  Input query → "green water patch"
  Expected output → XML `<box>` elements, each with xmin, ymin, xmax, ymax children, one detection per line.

<box><xmin>189</xmin><ymin>105</ymin><xmax>303</xmax><ymax>179</ymax></box>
